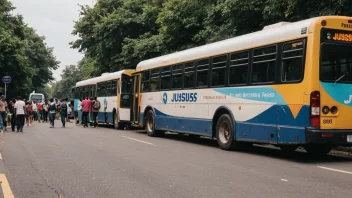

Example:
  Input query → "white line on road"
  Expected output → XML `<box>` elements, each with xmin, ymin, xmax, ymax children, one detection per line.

<box><xmin>317</xmin><ymin>166</ymin><xmax>352</xmax><ymax>175</ymax></box>
<box><xmin>122</xmin><ymin>136</ymin><xmax>156</xmax><ymax>146</ymax></box>
<box><xmin>0</xmin><ymin>174</ymin><xmax>14</xmax><ymax>198</ymax></box>
<box><xmin>281</xmin><ymin>179</ymin><xmax>288</xmax><ymax>182</ymax></box>
<box><xmin>0</xmin><ymin>153</ymin><xmax>2</xmax><ymax>160</ymax></box>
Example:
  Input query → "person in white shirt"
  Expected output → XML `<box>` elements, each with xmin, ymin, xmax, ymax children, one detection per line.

<box><xmin>14</xmin><ymin>96</ymin><xmax>26</xmax><ymax>132</ymax></box>
<box><xmin>32</xmin><ymin>101</ymin><xmax>38</xmax><ymax>122</ymax></box>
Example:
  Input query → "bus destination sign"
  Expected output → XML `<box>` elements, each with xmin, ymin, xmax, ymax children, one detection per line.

<box><xmin>322</xmin><ymin>29</ymin><xmax>352</xmax><ymax>43</ymax></box>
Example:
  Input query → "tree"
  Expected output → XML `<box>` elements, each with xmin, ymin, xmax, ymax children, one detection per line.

<box><xmin>0</xmin><ymin>0</ymin><xmax>59</xmax><ymax>99</ymax></box>
<box><xmin>71</xmin><ymin>0</ymin><xmax>352</xmax><ymax>80</ymax></box>
<box><xmin>51</xmin><ymin>65</ymin><xmax>82</xmax><ymax>100</ymax></box>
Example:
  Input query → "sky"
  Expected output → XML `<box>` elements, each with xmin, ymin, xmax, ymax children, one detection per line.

<box><xmin>11</xmin><ymin>0</ymin><xmax>95</xmax><ymax>81</ymax></box>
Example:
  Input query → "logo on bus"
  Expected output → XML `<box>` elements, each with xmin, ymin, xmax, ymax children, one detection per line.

<box><xmin>171</xmin><ymin>93</ymin><xmax>198</xmax><ymax>103</ymax></box>
<box><xmin>162</xmin><ymin>93</ymin><xmax>168</xmax><ymax>104</ymax></box>
<box><xmin>344</xmin><ymin>95</ymin><xmax>352</xmax><ymax>104</ymax></box>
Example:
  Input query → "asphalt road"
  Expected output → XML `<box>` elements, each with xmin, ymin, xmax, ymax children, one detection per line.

<box><xmin>0</xmin><ymin>121</ymin><xmax>352</xmax><ymax>198</ymax></box>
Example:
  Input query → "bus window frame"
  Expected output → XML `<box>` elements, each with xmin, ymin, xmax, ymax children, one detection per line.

<box><xmin>211</xmin><ymin>54</ymin><xmax>228</xmax><ymax>88</ymax></box>
<box><xmin>228</xmin><ymin>50</ymin><xmax>250</xmax><ymax>87</ymax></box>
<box><xmin>280</xmin><ymin>39</ymin><xmax>306</xmax><ymax>84</ymax></box>
<box><xmin>171</xmin><ymin>64</ymin><xmax>184</xmax><ymax>90</ymax></box>
<box><xmin>250</xmin><ymin>44</ymin><xmax>278</xmax><ymax>85</ymax></box>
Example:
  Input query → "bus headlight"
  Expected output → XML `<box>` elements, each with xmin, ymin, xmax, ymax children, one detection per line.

<box><xmin>322</xmin><ymin>106</ymin><xmax>330</xmax><ymax>115</ymax></box>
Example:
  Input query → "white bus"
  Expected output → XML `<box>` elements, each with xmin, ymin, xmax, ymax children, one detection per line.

<box><xmin>135</xmin><ymin>16</ymin><xmax>352</xmax><ymax>155</ymax></box>
<box><xmin>29</xmin><ymin>92</ymin><xmax>45</xmax><ymax>103</ymax></box>
<box><xmin>74</xmin><ymin>70</ymin><xmax>135</xmax><ymax>128</ymax></box>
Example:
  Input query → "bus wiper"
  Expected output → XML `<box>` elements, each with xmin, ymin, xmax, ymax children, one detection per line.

<box><xmin>334</xmin><ymin>72</ymin><xmax>349</xmax><ymax>85</ymax></box>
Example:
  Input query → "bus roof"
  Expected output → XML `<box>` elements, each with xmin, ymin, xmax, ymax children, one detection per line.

<box><xmin>75</xmin><ymin>69</ymin><xmax>134</xmax><ymax>87</ymax></box>
<box><xmin>136</xmin><ymin>17</ymin><xmax>321</xmax><ymax>71</ymax></box>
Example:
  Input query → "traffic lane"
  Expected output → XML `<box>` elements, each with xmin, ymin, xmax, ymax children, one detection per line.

<box><xmin>60</xmin><ymin>126</ymin><xmax>352</xmax><ymax>197</ymax></box>
<box><xmin>115</xmin><ymin>129</ymin><xmax>352</xmax><ymax>196</ymax></box>
<box><xmin>2</xmin><ymin>131</ymin><xmax>61</xmax><ymax>198</ymax></box>
<box><xmin>1</xmin><ymin>124</ymin><xmax>351</xmax><ymax>198</ymax></box>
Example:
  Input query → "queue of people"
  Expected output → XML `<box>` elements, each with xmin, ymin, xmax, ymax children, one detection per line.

<box><xmin>75</xmin><ymin>97</ymin><xmax>100</xmax><ymax>128</ymax></box>
<box><xmin>0</xmin><ymin>96</ymin><xmax>73</xmax><ymax>132</ymax></box>
<box><xmin>0</xmin><ymin>95</ymin><xmax>102</xmax><ymax>132</ymax></box>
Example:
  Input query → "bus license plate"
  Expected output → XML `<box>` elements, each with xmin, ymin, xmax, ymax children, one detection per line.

<box><xmin>348</xmin><ymin>135</ymin><xmax>352</xmax><ymax>143</ymax></box>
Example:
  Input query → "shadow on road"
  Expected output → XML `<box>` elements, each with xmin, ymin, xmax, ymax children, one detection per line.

<box><xmin>153</xmin><ymin>132</ymin><xmax>352</xmax><ymax>164</ymax></box>
<box><xmin>98</xmin><ymin>125</ymin><xmax>352</xmax><ymax>164</ymax></box>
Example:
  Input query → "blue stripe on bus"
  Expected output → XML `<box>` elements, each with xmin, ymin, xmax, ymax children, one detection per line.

<box><xmin>213</xmin><ymin>87</ymin><xmax>287</xmax><ymax>104</ymax></box>
<box><xmin>150</xmin><ymin>105</ymin><xmax>309</xmax><ymax>144</ymax></box>
<box><xmin>97</xmin><ymin>112</ymin><xmax>114</xmax><ymax>124</ymax></box>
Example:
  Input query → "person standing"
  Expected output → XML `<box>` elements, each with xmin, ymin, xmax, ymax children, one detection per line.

<box><xmin>81</xmin><ymin>97</ymin><xmax>91</xmax><ymax>128</ymax></box>
<box><xmin>27</xmin><ymin>102</ymin><xmax>33</xmax><ymax>127</ymax></box>
<box><xmin>0</xmin><ymin>96</ymin><xmax>7</xmax><ymax>131</ymax></box>
<box><xmin>37</xmin><ymin>101</ymin><xmax>43</xmax><ymax>123</ymax></box>
<box><xmin>32</xmin><ymin>101</ymin><xmax>38</xmax><ymax>121</ymax></box>
<box><xmin>60</xmin><ymin>98</ymin><xmax>68</xmax><ymax>128</ymax></box>
<box><xmin>92</xmin><ymin>97</ymin><xmax>100</xmax><ymax>128</ymax></box>
<box><xmin>49</xmin><ymin>98</ymin><xmax>56</xmax><ymax>128</ymax></box>
<box><xmin>14</xmin><ymin>96</ymin><xmax>26</xmax><ymax>132</ymax></box>
<box><xmin>77</xmin><ymin>98</ymin><xmax>83</xmax><ymax>126</ymax></box>
<box><xmin>8</xmin><ymin>99</ymin><xmax>16</xmax><ymax>132</ymax></box>
<box><xmin>43</xmin><ymin>101</ymin><xmax>48</xmax><ymax>123</ymax></box>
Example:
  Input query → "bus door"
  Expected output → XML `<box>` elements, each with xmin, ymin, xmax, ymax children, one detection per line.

<box><xmin>131</xmin><ymin>73</ymin><xmax>141</xmax><ymax>124</ymax></box>
<box><xmin>120</xmin><ymin>75</ymin><xmax>132</xmax><ymax>121</ymax></box>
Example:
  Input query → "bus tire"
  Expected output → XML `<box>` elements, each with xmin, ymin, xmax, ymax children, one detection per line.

<box><xmin>216</xmin><ymin>114</ymin><xmax>238</xmax><ymax>150</ymax></box>
<box><xmin>279</xmin><ymin>145</ymin><xmax>299</xmax><ymax>152</ymax></box>
<box><xmin>304</xmin><ymin>145</ymin><xmax>332</xmax><ymax>156</ymax></box>
<box><xmin>145</xmin><ymin>110</ymin><xmax>162</xmax><ymax>137</ymax></box>
<box><xmin>113</xmin><ymin>111</ymin><xmax>120</xmax><ymax>130</ymax></box>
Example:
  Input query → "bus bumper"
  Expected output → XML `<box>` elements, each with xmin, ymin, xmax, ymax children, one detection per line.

<box><xmin>306</xmin><ymin>129</ymin><xmax>352</xmax><ymax>146</ymax></box>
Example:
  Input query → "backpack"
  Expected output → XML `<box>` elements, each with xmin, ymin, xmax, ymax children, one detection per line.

<box><xmin>49</xmin><ymin>103</ymin><xmax>56</xmax><ymax>111</ymax></box>
<box><xmin>61</xmin><ymin>102</ymin><xmax>67</xmax><ymax>113</ymax></box>
<box><xmin>93</xmin><ymin>100</ymin><xmax>100</xmax><ymax>110</ymax></box>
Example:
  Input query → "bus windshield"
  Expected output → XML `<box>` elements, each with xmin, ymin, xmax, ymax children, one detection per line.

<box><xmin>30</xmin><ymin>95</ymin><xmax>43</xmax><ymax>101</ymax></box>
<box><xmin>320</xmin><ymin>43</ymin><xmax>352</xmax><ymax>83</ymax></box>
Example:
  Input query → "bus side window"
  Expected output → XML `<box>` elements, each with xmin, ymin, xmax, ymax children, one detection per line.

<box><xmin>211</xmin><ymin>55</ymin><xmax>227</xmax><ymax>87</ymax></box>
<box><xmin>184</xmin><ymin>62</ymin><xmax>195</xmax><ymax>89</ymax></box>
<box><xmin>161</xmin><ymin>66</ymin><xmax>171</xmax><ymax>90</ymax></box>
<box><xmin>281</xmin><ymin>40</ymin><xmax>305</xmax><ymax>82</ymax></box>
<box><xmin>229</xmin><ymin>51</ymin><xmax>249</xmax><ymax>85</ymax></box>
<box><xmin>112</xmin><ymin>80</ymin><xmax>117</xmax><ymax>95</ymax></box>
<box><xmin>172</xmin><ymin>64</ymin><xmax>183</xmax><ymax>89</ymax></box>
<box><xmin>252</xmin><ymin>45</ymin><xmax>277</xmax><ymax>83</ymax></box>
<box><xmin>197</xmin><ymin>59</ymin><xmax>210</xmax><ymax>87</ymax></box>
<box><xmin>142</xmin><ymin>71</ymin><xmax>150</xmax><ymax>92</ymax></box>
<box><xmin>150</xmin><ymin>69</ymin><xmax>160</xmax><ymax>91</ymax></box>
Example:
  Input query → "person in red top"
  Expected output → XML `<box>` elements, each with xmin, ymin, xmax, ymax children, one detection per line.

<box><xmin>81</xmin><ymin>97</ymin><xmax>93</xmax><ymax>128</ymax></box>
<box><xmin>27</xmin><ymin>102</ymin><xmax>33</xmax><ymax>127</ymax></box>
<box><xmin>37</xmin><ymin>102</ymin><xmax>43</xmax><ymax>123</ymax></box>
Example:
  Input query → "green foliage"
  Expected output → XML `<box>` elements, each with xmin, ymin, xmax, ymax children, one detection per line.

<box><xmin>71</xmin><ymin>0</ymin><xmax>352</xmax><ymax>79</ymax></box>
<box><xmin>51</xmin><ymin>65</ymin><xmax>82</xmax><ymax>100</ymax></box>
<box><xmin>0</xmin><ymin>0</ymin><xmax>59</xmax><ymax>99</ymax></box>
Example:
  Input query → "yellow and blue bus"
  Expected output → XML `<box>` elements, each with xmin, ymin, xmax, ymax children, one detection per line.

<box><xmin>74</xmin><ymin>70</ymin><xmax>135</xmax><ymax>128</ymax></box>
<box><xmin>134</xmin><ymin>16</ymin><xmax>352</xmax><ymax>155</ymax></box>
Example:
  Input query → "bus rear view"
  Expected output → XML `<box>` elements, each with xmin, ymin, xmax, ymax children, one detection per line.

<box><xmin>29</xmin><ymin>93</ymin><xmax>44</xmax><ymax>103</ymax></box>
<box><xmin>306</xmin><ymin>17</ymin><xmax>352</xmax><ymax>154</ymax></box>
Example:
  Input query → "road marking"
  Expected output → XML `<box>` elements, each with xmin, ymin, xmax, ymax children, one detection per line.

<box><xmin>317</xmin><ymin>166</ymin><xmax>352</xmax><ymax>175</ymax></box>
<box><xmin>122</xmin><ymin>136</ymin><xmax>156</xmax><ymax>146</ymax></box>
<box><xmin>0</xmin><ymin>153</ymin><xmax>2</xmax><ymax>160</ymax></box>
<box><xmin>0</xmin><ymin>174</ymin><xmax>14</xmax><ymax>198</ymax></box>
<box><xmin>281</xmin><ymin>179</ymin><xmax>288</xmax><ymax>182</ymax></box>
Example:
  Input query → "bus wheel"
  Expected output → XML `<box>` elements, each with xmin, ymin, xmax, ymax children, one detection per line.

<box><xmin>145</xmin><ymin>110</ymin><xmax>162</xmax><ymax>137</ymax></box>
<box><xmin>113</xmin><ymin>112</ymin><xmax>120</xmax><ymax>130</ymax></box>
<box><xmin>216</xmin><ymin>114</ymin><xmax>238</xmax><ymax>150</ymax></box>
<box><xmin>279</xmin><ymin>145</ymin><xmax>299</xmax><ymax>152</ymax></box>
<box><xmin>304</xmin><ymin>145</ymin><xmax>332</xmax><ymax>156</ymax></box>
